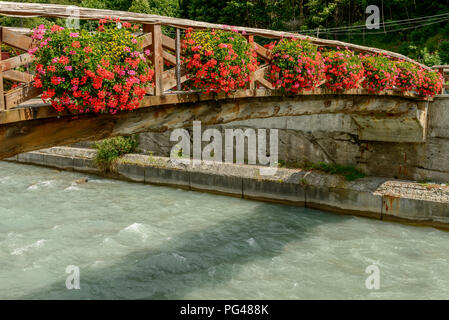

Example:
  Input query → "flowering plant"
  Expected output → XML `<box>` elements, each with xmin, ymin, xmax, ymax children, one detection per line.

<box><xmin>416</xmin><ymin>68</ymin><xmax>443</xmax><ymax>96</ymax></box>
<box><xmin>182</xmin><ymin>28</ymin><xmax>257</xmax><ymax>93</ymax></box>
<box><xmin>360</xmin><ymin>54</ymin><xmax>397</xmax><ymax>93</ymax></box>
<box><xmin>394</xmin><ymin>61</ymin><xmax>421</xmax><ymax>92</ymax></box>
<box><xmin>270</xmin><ymin>38</ymin><xmax>323</xmax><ymax>93</ymax></box>
<box><xmin>321</xmin><ymin>49</ymin><xmax>364</xmax><ymax>91</ymax></box>
<box><xmin>31</xmin><ymin>18</ymin><xmax>154</xmax><ymax>114</ymax></box>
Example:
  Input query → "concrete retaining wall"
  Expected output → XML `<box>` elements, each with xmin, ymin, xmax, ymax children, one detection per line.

<box><xmin>7</xmin><ymin>147</ymin><xmax>449</xmax><ymax>231</ymax></box>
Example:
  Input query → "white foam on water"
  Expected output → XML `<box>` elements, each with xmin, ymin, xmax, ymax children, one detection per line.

<box><xmin>27</xmin><ymin>180</ymin><xmax>55</xmax><ymax>190</ymax></box>
<box><xmin>23</xmin><ymin>262</ymin><xmax>41</xmax><ymax>271</ymax></box>
<box><xmin>0</xmin><ymin>176</ymin><xmax>10</xmax><ymax>183</ymax></box>
<box><xmin>208</xmin><ymin>266</ymin><xmax>216</xmax><ymax>277</ymax></box>
<box><xmin>119</xmin><ymin>223</ymin><xmax>148</xmax><ymax>240</ymax></box>
<box><xmin>11</xmin><ymin>239</ymin><xmax>47</xmax><ymax>256</ymax></box>
<box><xmin>92</xmin><ymin>260</ymin><xmax>105</xmax><ymax>267</ymax></box>
<box><xmin>7</xmin><ymin>232</ymin><xmax>20</xmax><ymax>239</ymax></box>
<box><xmin>172</xmin><ymin>253</ymin><xmax>186</xmax><ymax>262</ymax></box>
<box><xmin>88</xmin><ymin>179</ymin><xmax>117</xmax><ymax>184</ymax></box>
<box><xmin>64</xmin><ymin>184</ymin><xmax>81</xmax><ymax>191</ymax></box>
<box><xmin>246</xmin><ymin>237</ymin><xmax>260</xmax><ymax>249</ymax></box>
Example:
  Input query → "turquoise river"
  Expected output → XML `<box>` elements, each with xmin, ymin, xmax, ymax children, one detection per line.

<box><xmin>1</xmin><ymin>161</ymin><xmax>449</xmax><ymax>299</ymax></box>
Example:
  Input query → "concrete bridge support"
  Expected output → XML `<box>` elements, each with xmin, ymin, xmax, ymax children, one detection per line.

<box><xmin>0</xmin><ymin>94</ymin><xmax>428</xmax><ymax>160</ymax></box>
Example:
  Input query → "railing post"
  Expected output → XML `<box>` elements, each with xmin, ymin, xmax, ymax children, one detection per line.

<box><xmin>438</xmin><ymin>67</ymin><xmax>445</xmax><ymax>95</ymax></box>
<box><xmin>245</xmin><ymin>35</ymin><xmax>255</xmax><ymax>90</ymax></box>
<box><xmin>175</xmin><ymin>28</ymin><xmax>181</xmax><ymax>91</ymax></box>
<box><xmin>0</xmin><ymin>27</ymin><xmax>5</xmax><ymax>110</ymax></box>
<box><xmin>144</xmin><ymin>24</ymin><xmax>164</xmax><ymax>96</ymax></box>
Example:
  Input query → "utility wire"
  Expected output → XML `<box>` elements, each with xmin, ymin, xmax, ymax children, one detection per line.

<box><xmin>293</xmin><ymin>13</ymin><xmax>449</xmax><ymax>35</ymax></box>
<box><xmin>161</xmin><ymin>13</ymin><xmax>449</xmax><ymax>36</ymax></box>
<box><xmin>299</xmin><ymin>17</ymin><xmax>449</xmax><ymax>36</ymax></box>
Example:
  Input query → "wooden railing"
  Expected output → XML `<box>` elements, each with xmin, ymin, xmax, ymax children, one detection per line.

<box><xmin>0</xmin><ymin>1</ymin><xmax>436</xmax><ymax>113</ymax></box>
<box><xmin>433</xmin><ymin>65</ymin><xmax>449</xmax><ymax>94</ymax></box>
<box><xmin>0</xmin><ymin>22</ymin><xmax>277</xmax><ymax>112</ymax></box>
<box><xmin>0</xmin><ymin>26</ymin><xmax>38</xmax><ymax>110</ymax></box>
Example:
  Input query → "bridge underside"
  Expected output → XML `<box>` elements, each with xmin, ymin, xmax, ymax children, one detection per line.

<box><xmin>0</xmin><ymin>93</ymin><xmax>428</xmax><ymax>160</ymax></box>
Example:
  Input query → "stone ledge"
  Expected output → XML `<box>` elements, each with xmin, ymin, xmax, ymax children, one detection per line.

<box><xmin>6</xmin><ymin>146</ymin><xmax>449</xmax><ymax>230</ymax></box>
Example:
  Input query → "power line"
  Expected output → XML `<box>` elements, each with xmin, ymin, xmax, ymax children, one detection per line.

<box><xmin>293</xmin><ymin>13</ymin><xmax>449</xmax><ymax>34</ymax></box>
<box><xmin>294</xmin><ymin>12</ymin><xmax>449</xmax><ymax>33</ymax></box>
<box><xmin>161</xmin><ymin>12</ymin><xmax>449</xmax><ymax>37</ymax></box>
<box><xmin>297</xmin><ymin>16</ymin><xmax>449</xmax><ymax>36</ymax></box>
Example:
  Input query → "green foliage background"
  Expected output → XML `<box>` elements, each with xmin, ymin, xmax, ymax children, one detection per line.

<box><xmin>1</xmin><ymin>0</ymin><xmax>449</xmax><ymax>65</ymax></box>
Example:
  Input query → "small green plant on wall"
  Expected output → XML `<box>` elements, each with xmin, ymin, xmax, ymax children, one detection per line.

<box><xmin>93</xmin><ymin>136</ymin><xmax>139</xmax><ymax>171</ymax></box>
<box><xmin>305</xmin><ymin>162</ymin><xmax>365</xmax><ymax>181</ymax></box>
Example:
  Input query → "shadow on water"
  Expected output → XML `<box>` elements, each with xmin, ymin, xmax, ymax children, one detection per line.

<box><xmin>17</xmin><ymin>200</ymin><xmax>348</xmax><ymax>299</ymax></box>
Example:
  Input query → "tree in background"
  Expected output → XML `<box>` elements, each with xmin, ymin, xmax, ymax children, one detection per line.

<box><xmin>0</xmin><ymin>0</ymin><xmax>447</xmax><ymax>65</ymax></box>
<box><xmin>180</xmin><ymin>0</ymin><xmax>448</xmax><ymax>65</ymax></box>
<box><xmin>129</xmin><ymin>0</ymin><xmax>180</xmax><ymax>16</ymax></box>
<box><xmin>440</xmin><ymin>42</ymin><xmax>449</xmax><ymax>65</ymax></box>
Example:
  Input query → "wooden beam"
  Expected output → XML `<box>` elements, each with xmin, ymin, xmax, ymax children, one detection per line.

<box><xmin>0</xmin><ymin>89</ymin><xmax>431</xmax><ymax>126</ymax></box>
<box><xmin>256</xmin><ymin>77</ymin><xmax>274</xmax><ymax>90</ymax></box>
<box><xmin>246</xmin><ymin>35</ymin><xmax>255</xmax><ymax>90</ymax></box>
<box><xmin>145</xmin><ymin>24</ymin><xmax>164</xmax><ymax>96</ymax></box>
<box><xmin>254</xmin><ymin>64</ymin><xmax>273</xmax><ymax>89</ymax></box>
<box><xmin>4</xmin><ymin>83</ymin><xmax>42</xmax><ymax>109</ymax></box>
<box><xmin>254</xmin><ymin>42</ymin><xmax>271</xmax><ymax>61</ymax></box>
<box><xmin>2</xmin><ymin>28</ymin><xmax>33</xmax><ymax>51</ymax></box>
<box><xmin>0</xmin><ymin>95</ymin><xmax>427</xmax><ymax>159</ymax></box>
<box><xmin>162</xmin><ymin>50</ymin><xmax>176</xmax><ymax>65</ymax></box>
<box><xmin>3</xmin><ymin>69</ymin><xmax>33</xmax><ymax>83</ymax></box>
<box><xmin>2</xmin><ymin>27</ymin><xmax>32</xmax><ymax>36</ymax></box>
<box><xmin>254</xmin><ymin>65</ymin><xmax>269</xmax><ymax>78</ymax></box>
<box><xmin>142</xmin><ymin>25</ymin><xmax>155</xmax><ymax>96</ymax></box>
<box><xmin>0</xmin><ymin>52</ymin><xmax>34</xmax><ymax>72</ymax></box>
<box><xmin>162</xmin><ymin>68</ymin><xmax>187</xmax><ymax>91</ymax></box>
<box><xmin>162</xmin><ymin>34</ymin><xmax>175</xmax><ymax>51</ymax></box>
<box><xmin>138</xmin><ymin>31</ymin><xmax>152</xmax><ymax>49</ymax></box>
<box><xmin>0</xmin><ymin>33</ymin><xmax>5</xmax><ymax>111</ymax></box>
<box><xmin>0</xmin><ymin>1</ymin><xmax>432</xmax><ymax>70</ymax></box>
<box><xmin>175</xmin><ymin>28</ymin><xmax>181</xmax><ymax>91</ymax></box>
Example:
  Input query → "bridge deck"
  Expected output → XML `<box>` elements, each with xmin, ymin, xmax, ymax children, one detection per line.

<box><xmin>1</xmin><ymin>88</ymin><xmax>431</xmax><ymax>126</ymax></box>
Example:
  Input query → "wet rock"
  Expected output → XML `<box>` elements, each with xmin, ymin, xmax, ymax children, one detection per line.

<box><xmin>74</xmin><ymin>178</ymin><xmax>88</xmax><ymax>184</ymax></box>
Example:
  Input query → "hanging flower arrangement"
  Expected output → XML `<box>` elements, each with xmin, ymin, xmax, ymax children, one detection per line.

<box><xmin>416</xmin><ymin>68</ymin><xmax>443</xmax><ymax>96</ymax></box>
<box><xmin>393</xmin><ymin>60</ymin><xmax>421</xmax><ymax>92</ymax></box>
<box><xmin>360</xmin><ymin>54</ymin><xmax>397</xmax><ymax>93</ymax></box>
<box><xmin>321</xmin><ymin>49</ymin><xmax>365</xmax><ymax>91</ymax></box>
<box><xmin>182</xmin><ymin>28</ymin><xmax>257</xmax><ymax>93</ymax></box>
<box><xmin>30</xmin><ymin>18</ymin><xmax>154</xmax><ymax>114</ymax></box>
<box><xmin>270</xmin><ymin>38</ymin><xmax>323</xmax><ymax>93</ymax></box>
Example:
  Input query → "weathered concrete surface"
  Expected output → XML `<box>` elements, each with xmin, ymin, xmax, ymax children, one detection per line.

<box><xmin>305</xmin><ymin>180</ymin><xmax>383</xmax><ymax>219</ymax></box>
<box><xmin>8</xmin><ymin>146</ymin><xmax>449</xmax><ymax>230</ymax></box>
<box><xmin>0</xmin><ymin>94</ymin><xmax>426</xmax><ymax>159</ymax></box>
<box><xmin>376</xmin><ymin>181</ymin><xmax>449</xmax><ymax>228</ymax></box>
<box><xmin>135</xmin><ymin>96</ymin><xmax>449</xmax><ymax>182</ymax></box>
<box><xmin>351</xmin><ymin>104</ymin><xmax>428</xmax><ymax>143</ymax></box>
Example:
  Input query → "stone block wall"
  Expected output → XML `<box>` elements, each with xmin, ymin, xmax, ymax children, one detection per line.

<box><xmin>129</xmin><ymin>96</ymin><xmax>449</xmax><ymax>182</ymax></box>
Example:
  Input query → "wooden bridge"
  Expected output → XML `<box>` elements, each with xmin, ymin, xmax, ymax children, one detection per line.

<box><xmin>0</xmin><ymin>2</ymin><xmax>439</xmax><ymax>159</ymax></box>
